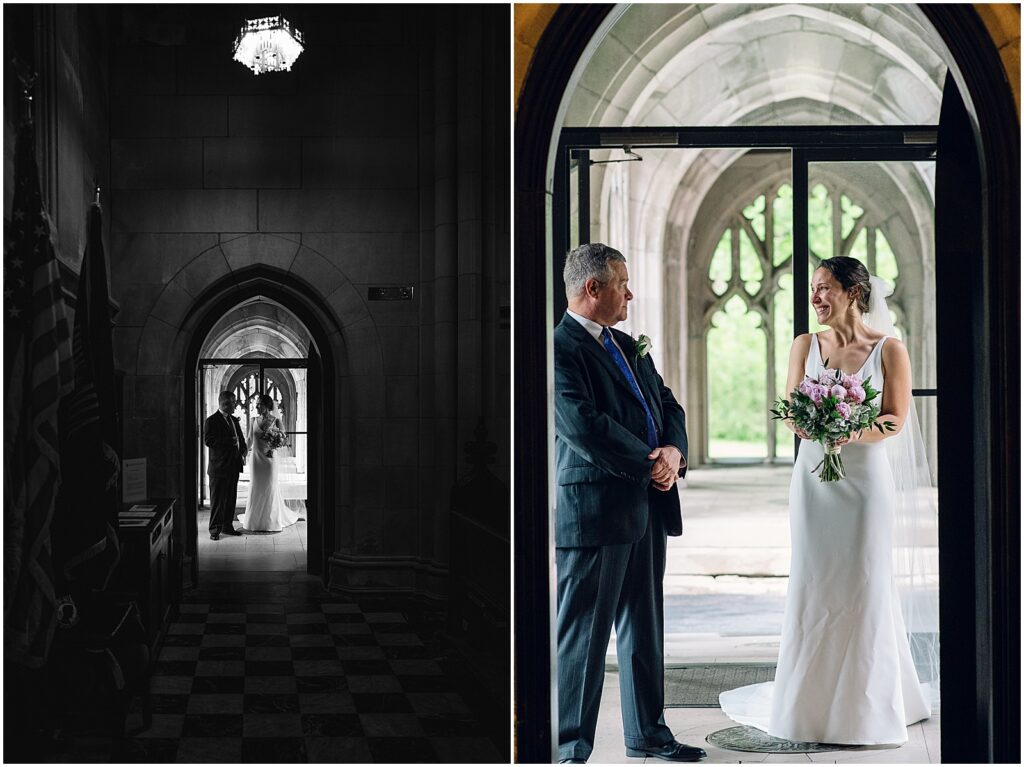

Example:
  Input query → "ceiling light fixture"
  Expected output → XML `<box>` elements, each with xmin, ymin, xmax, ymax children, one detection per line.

<box><xmin>233</xmin><ymin>16</ymin><xmax>304</xmax><ymax>75</ymax></box>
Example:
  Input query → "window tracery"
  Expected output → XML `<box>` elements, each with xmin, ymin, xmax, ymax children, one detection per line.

<box><xmin>704</xmin><ymin>182</ymin><xmax>908</xmax><ymax>460</ymax></box>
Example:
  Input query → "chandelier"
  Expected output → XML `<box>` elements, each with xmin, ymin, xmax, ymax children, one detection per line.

<box><xmin>232</xmin><ymin>16</ymin><xmax>304</xmax><ymax>75</ymax></box>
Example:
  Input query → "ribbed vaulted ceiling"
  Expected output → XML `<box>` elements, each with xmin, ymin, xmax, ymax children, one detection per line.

<box><xmin>565</xmin><ymin>3</ymin><xmax>948</xmax><ymax>128</ymax></box>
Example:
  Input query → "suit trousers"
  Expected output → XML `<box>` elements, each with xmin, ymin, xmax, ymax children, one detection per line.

<box><xmin>556</xmin><ymin>499</ymin><xmax>673</xmax><ymax>761</ymax></box>
<box><xmin>209</xmin><ymin>473</ymin><xmax>239</xmax><ymax>534</ymax></box>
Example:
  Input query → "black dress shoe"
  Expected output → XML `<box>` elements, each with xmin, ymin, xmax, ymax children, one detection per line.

<box><xmin>210</xmin><ymin>532</ymin><xmax>220</xmax><ymax>540</ymax></box>
<box><xmin>626</xmin><ymin>741</ymin><xmax>707</xmax><ymax>762</ymax></box>
<box><xmin>221</xmin><ymin>527</ymin><xmax>242</xmax><ymax>536</ymax></box>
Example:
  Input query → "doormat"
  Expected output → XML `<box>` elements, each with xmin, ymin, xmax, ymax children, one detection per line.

<box><xmin>664</xmin><ymin>663</ymin><xmax>775</xmax><ymax>707</ymax></box>
<box><xmin>707</xmin><ymin>725</ymin><xmax>861</xmax><ymax>754</ymax></box>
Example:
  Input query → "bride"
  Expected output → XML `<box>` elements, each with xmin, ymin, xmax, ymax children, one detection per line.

<box><xmin>719</xmin><ymin>256</ymin><xmax>934</xmax><ymax>745</ymax></box>
<box><xmin>237</xmin><ymin>394</ymin><xmax>303</xmax><ymax>533</ymax></box>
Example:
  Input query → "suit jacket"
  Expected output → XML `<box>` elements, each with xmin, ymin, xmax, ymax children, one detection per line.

<box><xmin>204</xmin><ymin>411</ymin><xmax>246</xmax><ymax>477</ymax></box>
<box><xmin>554</xmin><ymin>313</ymin><xmax>688</xmax><ymax>548</ymax></box>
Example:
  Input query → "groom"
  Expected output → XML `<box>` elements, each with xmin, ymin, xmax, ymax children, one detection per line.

<box><xmin>204</xmin><ymin>391</ymin><xmax>247</xmax><ymax>540</ymax></box>
<box><xmin>554</xmin><ymin>243</ymin><xmax>704</xmax><ymax>763</ymax></box>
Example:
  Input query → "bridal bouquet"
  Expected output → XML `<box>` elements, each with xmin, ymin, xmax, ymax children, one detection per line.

<box><xmin>770</xmin><ymin>367</ymin><xmax>895</xmax><ymax>482</ymax></box>
<box><xmin>260</xmin><ymin>425</ymin><xmax>289</xmax><ymax>457</ymax></box>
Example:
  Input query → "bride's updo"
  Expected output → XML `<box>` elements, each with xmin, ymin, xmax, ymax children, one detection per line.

<box><xmin>257</xmin><ymin>394</ymin><xmax>275</xmax><ymax>412</ymax></box>
<box><xmin>818</xmin><ymin>256</ymin><xmax>871</xmax><ymax>314</ymax></box>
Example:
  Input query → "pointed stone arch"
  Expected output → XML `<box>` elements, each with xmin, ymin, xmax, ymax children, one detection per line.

<box><xmin>115</xmin><ymin>231</ymin><xmax>388</xmax><ymax>586</ymax></box>
<box><xmin>514</xmin><ymin>5</ymin><xmax>1019</xmax><ymax>761</ymax></box>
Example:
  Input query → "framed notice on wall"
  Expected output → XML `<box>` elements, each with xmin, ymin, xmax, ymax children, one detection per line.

<box><xmin>122</xmin><ymin>458</ymin><xmax>147</xmax><ymax>503</ymax></box>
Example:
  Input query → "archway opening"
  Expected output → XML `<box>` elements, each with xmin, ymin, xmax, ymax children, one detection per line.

<box><xmin>196</xmin><ymin>297</ymin><xmax>313</xmax><ymax>571</ymax></box>
<box><xmin>538</xmin><ymin>3</ymin><xmax>957</xmax><ymax>761</ymax></box>
<box><xmin>181</xmin><ymin>267</ymin><xmax>340</xmax><ymax>588</ymax></box>
<box><xmin>516</xmin><ymin>2</ymin><xmax>1018</xmax><ymax>762</ymax></box>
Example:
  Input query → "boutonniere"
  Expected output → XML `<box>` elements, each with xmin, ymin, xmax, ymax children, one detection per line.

<box><xmin>634</xmin><ymin>333</ymin><xmax>652</xmax><ymax>361</ymax></box>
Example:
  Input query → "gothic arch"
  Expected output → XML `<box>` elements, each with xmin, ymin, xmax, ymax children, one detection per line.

<box><xmin>160</xmin><ymin>233</ymin><xmax>387</xmax><ymax>585</ymax></box>
<box><xmin>180</xmin><ymin>269</ymin><xmax>342</xmax><ymax>583</ymax></box>
<box><xmin>514</xmin><ymin>5</ymin><xmax>1019</xmax><ymax>761</ymax></box>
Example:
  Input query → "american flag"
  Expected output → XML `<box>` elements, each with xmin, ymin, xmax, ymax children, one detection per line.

<box><xmin>4</xmin><ymin>123</ymin><xmax>74</xmax><ymax>667</ymax></box>
<box><xmin>51</xmin><ymin>200</ymin><xmax>121</xmax><ymax>591</ymax></box>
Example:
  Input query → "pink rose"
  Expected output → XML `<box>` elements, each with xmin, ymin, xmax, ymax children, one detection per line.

<box><xmin>848</xmin><ymin>386</ymin><xmax>866</xmax><ymax>404</ymax></box>
<box><xmin>837</xmin><ymin>401</ymin><xmax>852</xmax><ymax>419</ymax></box>
<box><xmin>842</xmin><ymin>373</ymin><xmax>863</xmax><ymax>388</ymax></box>
<box><xmin>830</xmin><ymin>384</ymin><xmax>848</xmax><ymax>400</ymax></box>
<box><xmin>819</xmin><ymin>372</ymin><xmax>836</xmax><ymax>387</ymax></box>
<box><xmin>809</xmin><ymin>384</ymin><xmax>827</xmax><ymax>405</ymax></box>
<box><xmin>799</xmin><ymin>379</ymin><xmax>814</xmax><ymax>396</ymax></box>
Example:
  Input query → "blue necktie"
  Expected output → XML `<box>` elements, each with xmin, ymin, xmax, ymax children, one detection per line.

<box><xmin>601</xmin><ymin>327</ymin><xmax>659</xmax><ymax>449</ymax></box>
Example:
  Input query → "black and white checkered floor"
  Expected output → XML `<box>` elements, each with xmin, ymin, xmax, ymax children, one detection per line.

<box><xmin>49</xmin><ymin>571</ymin><xmax>507</xmax><ymax>763</ymax></box>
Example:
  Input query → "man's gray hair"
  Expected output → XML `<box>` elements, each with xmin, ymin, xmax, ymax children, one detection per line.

<box><xmin>563</xmin><ymin>243</ymin><xmax>625</xmax><ymax>300</ymax></box>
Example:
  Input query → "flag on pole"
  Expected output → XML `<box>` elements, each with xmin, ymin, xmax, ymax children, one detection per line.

<box><xmin>52</xmin><ymin>199</ymin><xmax>121</xmax><ymax>592</ymax></box>
<box><xmin>4</xmin><ymin>122</ymin><xmax>74</xmax><ymax>667</ymax></box>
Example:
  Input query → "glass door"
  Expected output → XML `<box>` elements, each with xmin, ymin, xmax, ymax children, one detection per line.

<box><xmin>804</xmin><ymin>156</ymin><xmax>939</xmax><ymax>693</ymax></box>
<box><xmin>702</xmin><ymin>151</ymin><xmax>795</xmax><ymax>463</ymax></box>
<box><xmin>198</xmin><ymin>359</ymin><xmax>308</xmax><ymax>517</ymax></box>
<box><xmin>260</xmin><ymin>364</ymin><xmax>308</xmax><ymax>517</ymax></box>
<box><xmin>565</xmin><ymin>144</ymin><xmax>800</xmax><ymax>661</ymax></box>
<box><xmin>802</xmin><ymin>156</ymin><xmax>938</xmax><ymax>467</ymax></box>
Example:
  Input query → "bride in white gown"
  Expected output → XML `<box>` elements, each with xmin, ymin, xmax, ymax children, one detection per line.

<box><xmin>720</xmin><ymin>257</ymin><xmax>932</xmax><ymax>745</ymax></box>
<box><xmin>237</xmin><ymin>394</ymin><xmax>303</xmax><ymax>533</ymax></box>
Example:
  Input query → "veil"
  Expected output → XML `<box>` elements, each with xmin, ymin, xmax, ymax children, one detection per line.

<box><xmin>862</xmin><ymin>276</ymin><xmax>940</xmax><ymax>708</ymax></box>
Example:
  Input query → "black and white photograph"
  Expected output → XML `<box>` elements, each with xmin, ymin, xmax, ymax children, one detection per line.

<box><xmin>514</xmin><ymin>4</ymin><xmax>1018</xmax><ymax>765</ymax></box>
<box><xmin>4</xmin><ymin>3</ymin><xmax>509</xmax><ymax>762</ymax></box>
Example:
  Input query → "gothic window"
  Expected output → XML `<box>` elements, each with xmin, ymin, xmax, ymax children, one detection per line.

<box><xmin>705</xmin><ymin>183</ymin><xmax>908</xmax><ymax>461</ymax></box>
<box><xmin>232</xmin><ymin>372</ymin><xmax>282</xmax><ymax>436</ymax></box>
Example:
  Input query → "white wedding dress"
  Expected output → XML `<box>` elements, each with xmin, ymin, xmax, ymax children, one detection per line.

<box><xmin>719</xmin><ymin>333</ymin><xmax>931</xmax><ymax>745</ymax></box>
<box><xmin>236</xmin><ymin>415</ymin><xmax>303</xmax><ymax>532</ymax></box>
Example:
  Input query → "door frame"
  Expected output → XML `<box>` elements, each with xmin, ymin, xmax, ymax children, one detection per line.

<box><xmin>514</xmin><ymin>6</ymin><xmax>1019</xmax><ymax>763</ymax></box>
<box><xmin>182</xmin><ymin>270</ymin><xmax>338</xmax><ymax>588</ymax></box>
<box><xmin>554</xmin><ymin>125</ymin><xmax>936</xmax><ymax>320</ymax></box>
<box><xmin>559</xmin><ymin>129</ymin><xmax>939</xmax><ymax>459</ymax></box>
<box><xmin>197</xmin><ymin>358</ymin><xmax>310</xmax><ymax>510</ymax></box>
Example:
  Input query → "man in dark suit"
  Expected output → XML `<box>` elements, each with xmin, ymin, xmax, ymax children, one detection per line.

<box><xmin>554</xmin><ymin>243</ymin><xmax>705</xmax><ymax>763</ymax></box>
<box><xmin>204</xmin><ymin>391</ymin><xmax>247</xmax><ymax>540</ymax></box>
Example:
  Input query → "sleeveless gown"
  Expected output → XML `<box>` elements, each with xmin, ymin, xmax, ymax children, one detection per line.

<box><xmin>237</xmin><ymin>416</ymin><xmax>303</xmax><ymax>532</ymax></box>
<box><xmin>719</xmin><ymin>334</ymin><xmax>931</xmax><ymax>745</ymax></box>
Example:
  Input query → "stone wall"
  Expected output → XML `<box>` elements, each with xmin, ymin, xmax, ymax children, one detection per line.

<box><xmin>514</xmin><ymin>3</ymin><xmax>558</xmax><ymax>109</ymax></box>
<box><xmin>100</xmin><ymin>4</ymin><xmax>508</xmax><ymax>598</ymax></box>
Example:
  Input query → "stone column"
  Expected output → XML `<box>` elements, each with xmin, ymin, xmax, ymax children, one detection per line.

<box><xmin>456</xmin><ymin>7</ymin><xmax>485</xmax><ymax>471</ymax></box>
<box><xmin>418</xmin><ymin>10</ymin><xmax>460</xmax><ymax>569</ymax></box>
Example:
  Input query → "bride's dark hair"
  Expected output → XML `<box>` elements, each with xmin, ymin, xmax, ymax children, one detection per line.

<box><xmin>818</xmin><ymin>256</ymin><xmax>871</xmax><ymax>314</ymax></box>
<box><xmin>257</xmin><ymin>394</ymin><xmax>275</xmax><ymax>411</ymax></box>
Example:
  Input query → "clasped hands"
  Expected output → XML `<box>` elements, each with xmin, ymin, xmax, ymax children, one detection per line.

<box><xmin>649</xmin><ymin>445</ymin><xmax>684</xmax><ymax>491</ymax></box>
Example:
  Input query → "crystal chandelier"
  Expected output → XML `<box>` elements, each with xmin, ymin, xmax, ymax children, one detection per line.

<box><xmin>232</xmin><ymin>16</ymin><xmax>304</xmax><ymax>75</ymax></box>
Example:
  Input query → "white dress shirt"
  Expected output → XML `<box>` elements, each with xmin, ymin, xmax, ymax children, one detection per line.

<box><xmin>567</xmin><ymin>310</ymin><xmax>646</xmax><ymax>398</ymax></box>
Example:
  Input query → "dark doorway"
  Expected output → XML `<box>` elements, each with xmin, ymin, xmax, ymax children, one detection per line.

<box><xmin>181</xmin><ymin>270</ymin><xmax>339</xmax><ymax>592</ymax></box>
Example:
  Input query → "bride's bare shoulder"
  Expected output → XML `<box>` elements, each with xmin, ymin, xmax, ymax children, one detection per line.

<box><xmin>789</xmin><ymin>333</ymin><xmax>814</xmax><ymax>352</ymax></box>
<box><xmin>880</xmin><ymin>336</ymin><xmax>909</xmax><ymax>362</ymax></box>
